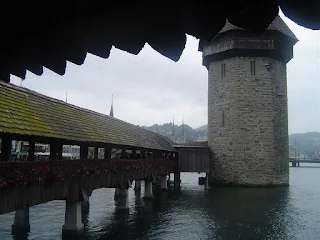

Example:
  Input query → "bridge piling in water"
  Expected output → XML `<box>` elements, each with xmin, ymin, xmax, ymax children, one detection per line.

<box><xmin>134</xmin><ymin>180</ymin><xmax>142</xmax><ymax>192</ymax></box>
<box><xmin>160</xmin><ymin>175</ymin><xmax>168</xmax><ymax>191</ymax></box>
<box><xmin>11</xmin><ymin>208</ymin><xmax>30</xmax><ymax>235</ymax></box>
<box><xmin>143</xmin><ymin>181</ymin><xmax>153</xmax><ymax>199</ymax></box>
<box><xmin>115</xmin><ymin>188</ymin><xmax>129</xmax><ymax>213</ymax></box>
<box><xmin>205</xmin><ymin>173</ymin><xmax>210</xmax><ymax>189</ymax></box>
<box><xmin>174</xmin><ymin>172</ymin><xmax>181</xmax><ymax>189</ymax></box>
<box><xmin>62</xmin><ymin>200</ymin><xmax>84</xmax><ymax>237</ymax></box>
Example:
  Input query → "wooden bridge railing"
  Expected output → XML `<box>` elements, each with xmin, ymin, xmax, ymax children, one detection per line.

<box><xmin>0</xmin><ymin>158</ymin><xmax>176</xmax><ymax>214</ymax></box>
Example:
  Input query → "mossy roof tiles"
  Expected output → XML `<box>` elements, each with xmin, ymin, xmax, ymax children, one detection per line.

<box><xmin>0</xmin><ymin>82</ymin><xmax>175</xmax><ymax>152</ymax></box>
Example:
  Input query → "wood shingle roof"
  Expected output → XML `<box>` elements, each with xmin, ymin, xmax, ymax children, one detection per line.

<box><xmin>0</xmin><ymin>81</ymin><xmax>175</xmax><ymax>152</ymax></box>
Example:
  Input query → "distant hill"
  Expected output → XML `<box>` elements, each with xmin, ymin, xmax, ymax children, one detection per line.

<box><xmin>144</xmin><ymin>123</ymin><xmax>319</xmax><ymax>156</ymax></box>
<box><xmin>289</xmin><ymin>132</ymin><xmax>320</xmax><ymax>158</ymax></box>
<box><xmin>144</xmin><ymin>123</ymin><xmax>208</xmax><ymax>143</ymax></box>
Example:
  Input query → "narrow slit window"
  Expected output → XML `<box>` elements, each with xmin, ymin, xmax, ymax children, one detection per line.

<box><xmin>222</xmin><ymin>111</ymin><xmax>225</xmax><ymax>127</ymax></box>
<box><xmin>250</xmin><ymin>61</ymin><xmax>256</xmax><ymax>76</ymax></box>
<box><xmin>221</xmin><ymin>64</ymin><xmax>226</xmax><ymax>78</ymax></box>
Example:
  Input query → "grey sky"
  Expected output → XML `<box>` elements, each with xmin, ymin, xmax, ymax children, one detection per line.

<box><xmin>10</xmin><ymin>13</ymin><xmax>320</xmax><ymax>134</ymax></box>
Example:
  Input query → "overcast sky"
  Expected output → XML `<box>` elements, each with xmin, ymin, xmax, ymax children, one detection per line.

<box><xmin>10</xmin><ymin>13</ymin><xmax>320</xmax><ymax>134</ymax></box>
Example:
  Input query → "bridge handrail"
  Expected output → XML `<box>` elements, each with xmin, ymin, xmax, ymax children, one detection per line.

<box><xmin>0</xmin><ymin>158</ymin><xmax>176</xmax><ymax>189</ymax></box>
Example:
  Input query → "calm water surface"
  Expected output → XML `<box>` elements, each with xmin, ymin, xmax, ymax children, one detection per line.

<box><xmin>0</xmin><ymin>166</ymin><xmax>319</xmax><ymax>240</ymax></box>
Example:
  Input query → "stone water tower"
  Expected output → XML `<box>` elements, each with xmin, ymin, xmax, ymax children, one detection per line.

<box><xmin>199</xmin><ymin>16</ymin><xmax>298</xmax><ymax>186</ymax></box>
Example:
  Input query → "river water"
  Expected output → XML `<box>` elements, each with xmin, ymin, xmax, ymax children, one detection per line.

<box><xmin>0</xmin><ymin>166</ymin><xmax>319</xmax><ymax>240</ymax></box>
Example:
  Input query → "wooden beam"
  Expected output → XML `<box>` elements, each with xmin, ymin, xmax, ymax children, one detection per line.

<box><xmin>80</xmin><ymin>144</ymin><xmax>88</xmax><ymax>160</ymax></box>
<box><xmin>94</xmin><ymin>147</ymin><xmax>99</xmax><ymax>160</ymax></box>
<box><xmin>27</xmin><ymin>138</ymin><xmax>35</xmax><ymax>161</ymax></box>
<box><xmin>49</xmin><ymin>141</ymin><xmax>62</xmax><ymax>160</ymax></box>
<box><xmin>121</xmin><ymin>149</ymin><xmax>126</xmax><ymax>159</ymax></box>
<box><xmin>0</xmin><ymin>134</ymin><xmax>11</xmax><ymax>162</ymax></box>
<box><xmin>140</xmin><ymin>149</ymin><xmax>146</xmax><ymax>159</ymax></box>
<box><xmin>104</xmin><ymin>145</ymin><xmax>111</xmax><ymax>160</ymax></box>
<box><xmin>132</xmin><ymin>149</ymin><xmax>137</xmax><ymax>158</ymax></box>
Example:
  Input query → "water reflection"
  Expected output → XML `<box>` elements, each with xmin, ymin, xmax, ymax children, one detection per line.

<box><xmin>206</xmin><ymin>187</ymin><xmax>290</xmax><ymax>240</ymax></box>
<box><xmin>0</xmin><ymin>170</ymin><xmax>319</xmax><ymax>240</ymax></box>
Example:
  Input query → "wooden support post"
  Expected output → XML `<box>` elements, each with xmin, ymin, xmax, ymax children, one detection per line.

<box><xmin>94</xmin><ymin>147</ymin><xmax>99</xmax><ymax>160</ymax></box>
<box><xmin>121</xmin><ymin>149</ymin><xmax>126</xmax><ymax>159</ymax></box>
<box><xmin>104</xmin><ymin>146</ymin><xmax>111</xmax><ymax>160</ymax></box>
<box><xmin>80</xmin><ymin>144</ymin><xmax>88</xmax><ymax>160</ymax></box>
<box><xmin>27</xmin><ymin>138</ymin><xmax>35</xmax><ymax>161</ymax></box>
<box><xmin>132</xmin><ymin>149</ymin><xmax>137</xmax><ymax>159</ymax></box>
<box><xmin>50</xmin><ymin>141</ymin><xmax>62</xmax><ymax>160</ymax></box>
<box><xmin>140</xmin><ymin>150</ymin><xmax>146</xmax><ymax>159</ymax></box>
<box><xmin>1</xmin><ymin>134</ymin><xmax>11</xmax><ymax>162</ymax></box>
<box><xmin>174</xmin><ymin>152</ymin><xmax>180</xmax><ymax>188</ymax></box>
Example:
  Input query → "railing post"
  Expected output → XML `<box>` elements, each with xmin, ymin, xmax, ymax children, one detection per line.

<box><xmin>1</xmin><ymin>134</ymin><xmax>11</xmax><ymax>162</ymax></box>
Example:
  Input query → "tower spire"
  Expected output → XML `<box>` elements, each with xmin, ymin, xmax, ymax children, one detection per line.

<box><xmin>109</xmin><ymin>94</ymin><xmax>114</xmax><ymax>117</ymax></box>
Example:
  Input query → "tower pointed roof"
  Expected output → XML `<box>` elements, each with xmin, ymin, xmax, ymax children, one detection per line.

<box><xmin>109</xmin><ymin>95</ymin><xmax>114</xmax><ymax>117</ymax></box>
<box><xmin>219</xmin><ymin>16</ymin><xmax>297</xmax><ymax>41</ymax></box>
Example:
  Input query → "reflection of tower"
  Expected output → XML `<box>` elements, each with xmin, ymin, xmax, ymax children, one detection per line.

<box><xmin>199</xmin><ymin>16</ymin><xmax>298</xmax><ymax>186</ymax></box>
<box><xmin>109</xmin><ymin>94</ymin><xmax>114</xmax><ymax>117</ymax></box>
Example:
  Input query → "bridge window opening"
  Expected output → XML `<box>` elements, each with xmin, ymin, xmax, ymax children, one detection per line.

<box><xmin>9</xmin><ymin>140</ymin><xmax>28</xmax><ymax>162</ymax></box>
<box><xmin>98</xmin><ymin>148</ymin><xmax>104</xmax><ymax>159</ymax></box>
<box><xmin>88</xmin><ymin>147</ymin><xmax>95</xmax><ymax>159</ymax></box>
<box><xmin>33</xmin><ymin>142</ymin><xmax>50</xmax><ymax>161</ymax></box>
<box><xmin>62</xmin><ymin>145</ymin><xmax>80</xmax><ymax>160</ymax></box>
<box><xmin>250</xmin><ymin>61</ymin><xmax>256</xmax><ymax>76</ymax></box>
<box><xmin>221</xmin><ymin>63</ymin><xmax>226</xmax><ymax>78</ymax></box>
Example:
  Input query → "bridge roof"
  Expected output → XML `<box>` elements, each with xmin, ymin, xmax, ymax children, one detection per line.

<box><xmin>173</xmin><ymin>141</ymin><xmax>209</xmax><ymax>149</ymax></box>
<box><xmin>0</xmin><ymin>81</ymin><xmax>175</xmax><ymax>152</ymax></box>
<box><xmin>0</xmin><ymin>2</ymin><xmax>318</xmax><ymax>82</ymax></box>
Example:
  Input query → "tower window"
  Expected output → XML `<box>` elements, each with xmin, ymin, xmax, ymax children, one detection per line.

<box><xmin>250</xmin><ymin>61</ymin><xmax>256</xmax><ymax>76</ymax></box>
<box><xmin>221</xmin><ymin>63</ymin><xmax>226</xmax><ymax>78</ymax></box>
<box><xmin>222</xmin><ymin>111</ymin><xmax>225</xmax><ymax>127</ymax></box>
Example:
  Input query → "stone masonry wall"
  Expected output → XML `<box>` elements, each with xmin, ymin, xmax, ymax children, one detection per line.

<box><xmin>208</xmin><ymin>57</ymin><xmax>289</xmax><ymax>186</ymax></box>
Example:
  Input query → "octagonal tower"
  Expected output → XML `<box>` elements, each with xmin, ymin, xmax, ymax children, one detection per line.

<box><xmin>199</xmin><ymin>16</ymin><xmax>298</xmax><ymax>186</ymax></box>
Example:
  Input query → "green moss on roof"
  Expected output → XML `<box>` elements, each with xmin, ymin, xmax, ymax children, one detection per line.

<box><xmin>0</xmin><ymin>82</ymin><xmax>175</xmax><ymax>151</ymax></box>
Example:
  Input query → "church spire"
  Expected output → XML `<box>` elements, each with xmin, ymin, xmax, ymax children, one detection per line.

<box><xmin>172</xmin><ymin>115</ymin><xmax>175</xmax><ymax>137</ymax></box>
<box><xmin>109</xmin><ymin>94</ymin><xmax>114</xmax><ymax>117</ymax></box>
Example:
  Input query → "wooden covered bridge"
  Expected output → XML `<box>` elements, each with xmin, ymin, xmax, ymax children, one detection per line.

<box><xmin>0</xmin><ymin>81</ymin><xmax>210</xmax><ymax>237</ymax></box>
